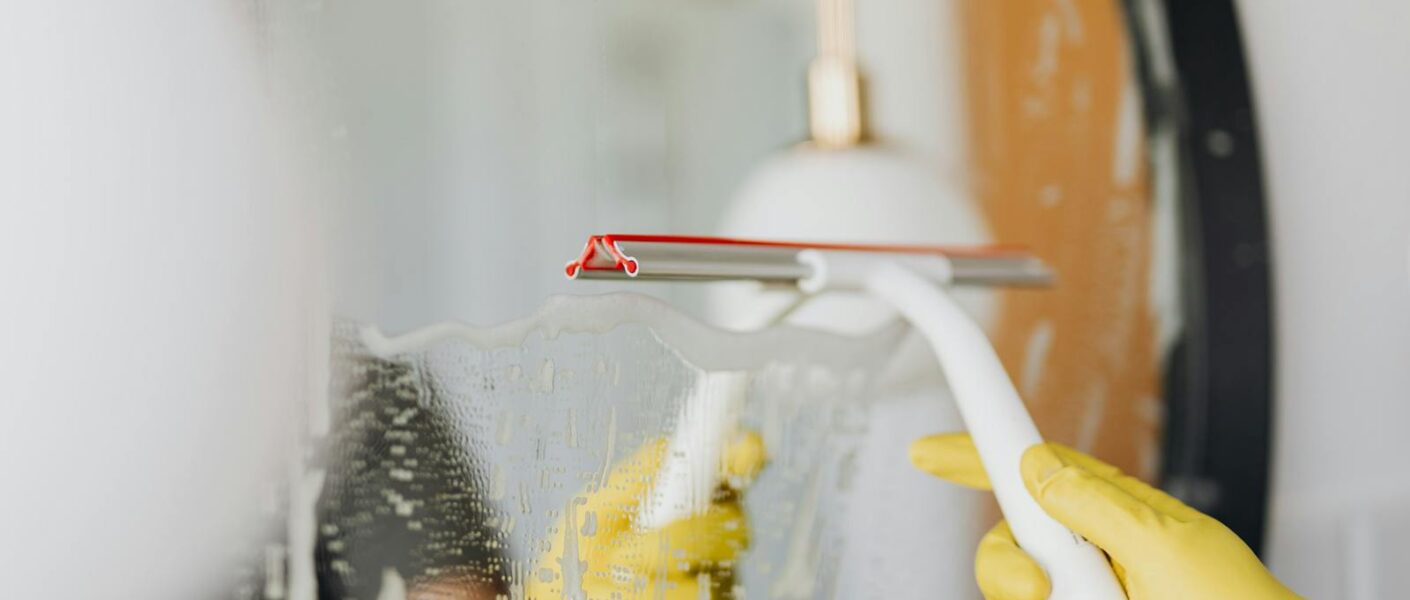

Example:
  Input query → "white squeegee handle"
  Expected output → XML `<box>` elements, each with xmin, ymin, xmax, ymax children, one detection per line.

<box><xmin>636</xmin><ymin>371</ymin><xmax>749</xmax><ymax>531</ymax></box>
<box><xmin>799</xmin><ymin>250</ymin><xmax>1127</xmax><ymax>600</ymax></box>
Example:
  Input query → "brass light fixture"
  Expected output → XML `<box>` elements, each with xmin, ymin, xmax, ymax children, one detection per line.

<box><xmin>808</xmin><ymin>0</ymin><xmax>864</xmax><ymax>148</ymax></box>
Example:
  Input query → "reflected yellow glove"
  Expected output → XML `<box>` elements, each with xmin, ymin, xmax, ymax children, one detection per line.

<box><xmin>528</xmin><ymin>433</ymin><xmax>766</xmax><ymax>599</ymax></box>
<box><xmin>909</xmin><ymin>433</ymin><xmax>1301</xmax><ymax>600</ymax></box>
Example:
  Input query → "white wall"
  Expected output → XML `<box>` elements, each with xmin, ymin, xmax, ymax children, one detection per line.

<box><xmin>1237</xmin><ymin>1</ymin><xmax>1410</xmax><ymax>597</ymax></box>
<box><xmin>0</xmin><ymin>3</ymin><xmax>322</xmax><ymax>597</ymax></box>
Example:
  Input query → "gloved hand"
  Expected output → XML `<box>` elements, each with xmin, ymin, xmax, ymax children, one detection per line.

<box><xmin>909</xmin><ymin>433</ymin><xmax>1301</xmax><ymax>600</ymax></box>
<box><xmin>527</xmin><ymin>433</ymin><xmax>766</xmax><ymax>599</ymax></box>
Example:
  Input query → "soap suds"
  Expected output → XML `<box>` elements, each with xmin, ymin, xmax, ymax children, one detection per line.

<box><xmin>359</xmin><ymin>293</ymin><xmax>906</xmax><ymax>373</ymax></box>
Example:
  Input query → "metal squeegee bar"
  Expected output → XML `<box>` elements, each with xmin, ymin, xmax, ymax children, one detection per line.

<box><xmin>564</xmin><ymin>234</ymin><xmax>1054</xmax><ymax>287</ymax></box>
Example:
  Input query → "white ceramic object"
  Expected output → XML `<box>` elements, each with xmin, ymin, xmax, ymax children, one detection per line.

<box><xmin>708</xmin><ymin>145</ymin><xmax>995</xmax><ymax>335</ymax></box>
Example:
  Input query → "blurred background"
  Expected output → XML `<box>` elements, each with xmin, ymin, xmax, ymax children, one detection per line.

<box><xmin>3</xmin><ymin>0</ymin><xmax>1408</xmax><ymax>598</ymax></box>
<box><xmin>308</xmin><ymin>0</ymin><xmax>966</xmax><ymax>331</ymax></box>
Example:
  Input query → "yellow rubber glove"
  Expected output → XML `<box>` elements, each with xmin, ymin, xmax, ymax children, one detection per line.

<box><xmin>527</xmin><ymin>433</ymin><xmax>766</xmax><ymax>599</ymax></box>
<box><xmin>909</xmin><ymin>433</ymin><xmax>1301</xmax><ymax>600</ymax></box>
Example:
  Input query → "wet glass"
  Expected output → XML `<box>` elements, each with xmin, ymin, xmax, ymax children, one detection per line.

<box><xmin>288</xmin><ymin>294</ymin><xmax>906</xmax><ymax>599</ymax></box>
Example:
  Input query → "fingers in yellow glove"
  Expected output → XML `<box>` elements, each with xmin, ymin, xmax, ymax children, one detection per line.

<box><xmin>974</xmin><ymin>521</ymin><xmax>1050</xmax><ymax>600</ymax></box>
<box><xmin>908</xmin><ymin>432</ymin><xmax>996</xmax><ymax>490</ymax></box>
<box><xmin>529</xmin><ymin>432</ymin><xmax>766</xmax><ymax>600</ymax></box>
<box><xmin>911</xmin><ymin>433</ymin><xmax>1151</xmax><ymax>496</ymax></box>
<box><xmin>722</xmin><ymin>430</ymin><xmax>767</xmax><ymax>487</ymax></box>
<box><xmin>582</xmin><ymin>438</ymin><xmax>672</xmax><ymax>541</ymax></box>
<box><xmin>599</xmin><ymin>500</ymin><xmax>749</xmax><ymax>578</ymax></box>
<box><xmin>909</xmin><ymin>433</ymin><xmax>1301</xmax><ymax>600</ymax></box>
<box><xmin>1019</xmin><ymin>445</ymin><xmax>1184</xmax><ymax>563</ymax></box>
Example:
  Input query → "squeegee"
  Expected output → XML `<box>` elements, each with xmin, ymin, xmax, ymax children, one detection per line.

<box><xmin>565</xmin><ymin>233</ymin><xmax>1127</xmax><ymax>600</ymax></box>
